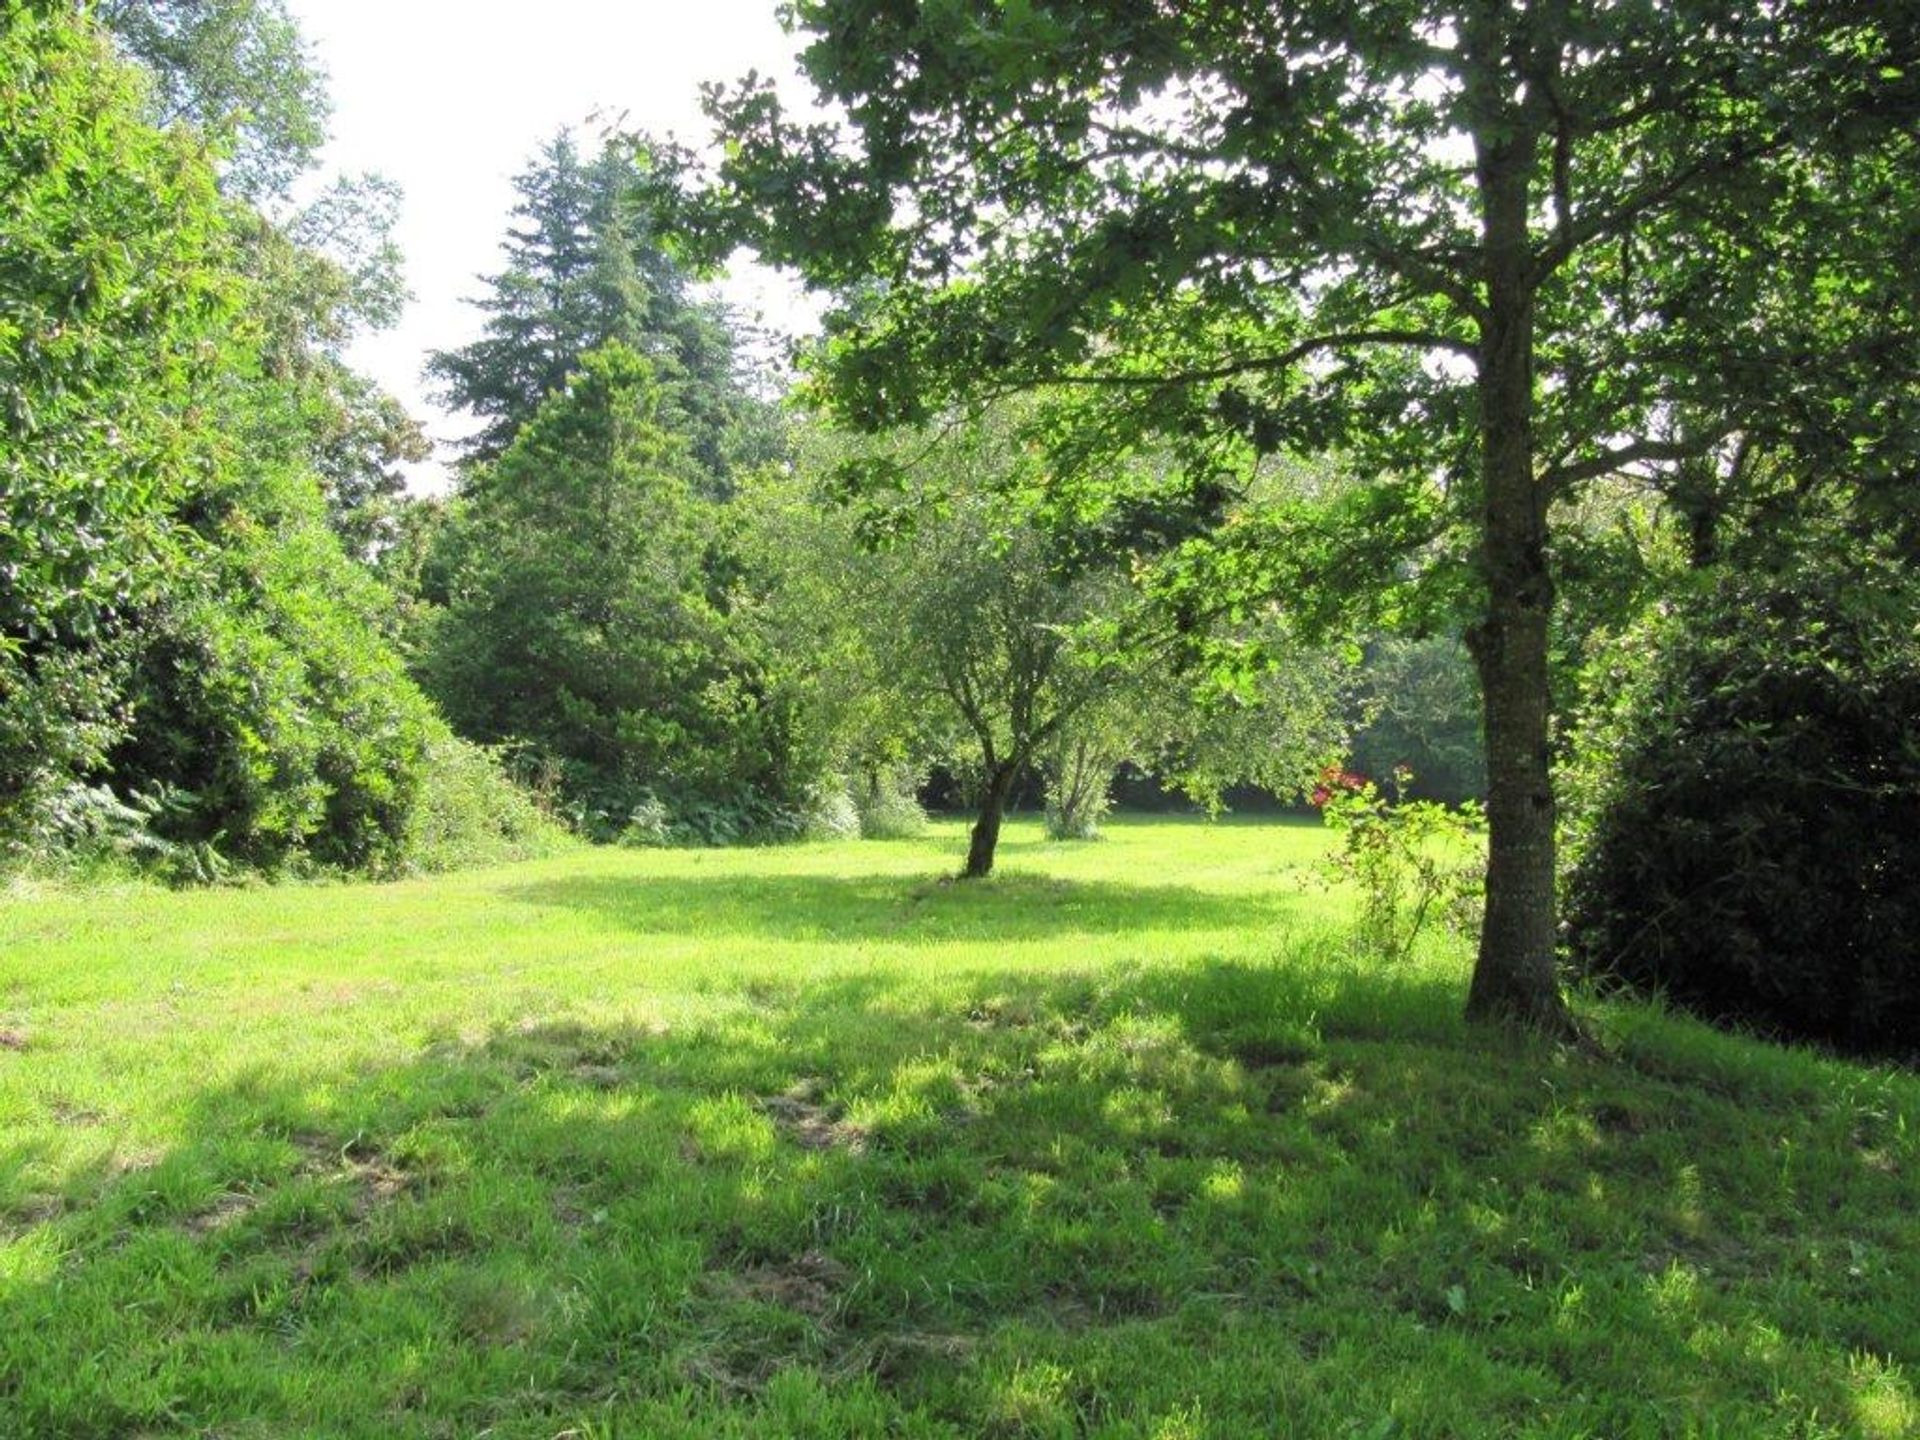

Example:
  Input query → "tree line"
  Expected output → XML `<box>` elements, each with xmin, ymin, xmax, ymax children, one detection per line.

<box><xmin>2</xmin><ymin>4</ymin><xmax>1362</xmax><ymax>884</ymax></box>
<box><xmin>406</xmin><ymin>132</ymin><xmax>1363</xmax><ymax>869</ymax></box>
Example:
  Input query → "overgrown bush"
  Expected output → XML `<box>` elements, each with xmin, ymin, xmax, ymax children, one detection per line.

<box><xmin>616</xmin><ymin>796</ymin><xmax>677</xmax><ymax>849</ymax></box>
<box><xmin>1</xmin><ymin>10</ymin><xmax>550</xmax><ymax>887</ymax></box>
<box><xmin>11</xmin><ymin>443</ymin><xmax>555</xmax><ymax>884</ymax></box>
<box><xmin>0</xmin><ymin>649</ymin><xmax>131</xmax><ymax>864</ymax></box>
<box><xmin>854</xmin><ymin>765</ymin><xmax>930</xmax><ymax>839</ymax></box>
<box><xmin>1562</xmin><ymin>550</ymin><xmax>1920</xmax><ymax>1055</ymax></box>
<box><xmin>406</xmin><ymin>731</ymin><xmax>565</xmax><ymax>874</ymax></box>
<box><xmin>106</xmin><ymin>457</ymin><xmax>439</xmax><ymax>875</ymax></box>
<box><xmin>798</xmin><ymin>784</ymin><xmax>862</xmax><ymax>841</ymax></box>
<box><xmin>1315</xmin><ymin>766</ymin><xmax>1485</xmax><ymax>964</ymax></box>
<box><xmin>603</xmin><ymin>785</ymin><xmax>812</xmax><ymax>848</ymax></box>
<box><xmin>1</xmin><ymin>782</ymin><xmax>205</xmax><ymax>885</ymax></box>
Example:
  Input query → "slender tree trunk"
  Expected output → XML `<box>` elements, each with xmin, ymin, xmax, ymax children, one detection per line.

<box><xmin>1668</xmin><ymin>454</ymin><xmax>1722</xmax><ymax>569</ymax></box>
<box><xmin>1464</xmin><ymin>125</ymin><xmax>1575</xmax><ymax>1035</ymax></box>
<box><xmin>1047</xmin><ymin>736</ymin><xmax>1106</xmax><ymax>840</ymax></box>
<box><xmin>963</xmin><ymin>761</ymin><xmax>1018</xmax><ymax>879</ymax></box>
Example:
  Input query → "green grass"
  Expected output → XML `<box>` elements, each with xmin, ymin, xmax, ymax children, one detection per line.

<box><xmin>2</xmin><ymin>817</ymin><xmax>1915</xmax><ymax>1438</ymax></box>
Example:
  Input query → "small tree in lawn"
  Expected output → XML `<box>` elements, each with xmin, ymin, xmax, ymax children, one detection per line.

<box><xmin>756</xmin><ymin>410</ymin><xmax>1357</xmax><ymax>873</ymax></box>
<box><xmin>882</xmin><ymin>423</ymin><xmax>1131</xmax><ymax>878</ymax></box>
<box><xmin>929</xmin><ymin>518</ymin><xmax>1120</xmax><ymax>877</ymax></box>
<box><xmin>761</xmin><ymin>410</ymin><xmax>1136</xmax><ymax>878</ymax></box>
<box><xmin>1044</xmin><ymin>635</ymin><xmax>1355</xmax><ymax>840</ymax></box>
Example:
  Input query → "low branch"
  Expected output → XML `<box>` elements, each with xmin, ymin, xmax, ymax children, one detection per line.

<box><xmin>1354</xmin><ymin>232</ymin><xmax>1488</xmax><ymax>323</ymax></box>
<box><xmin>1541</xmin><ymin>434</ymin><xmax>1726</xmax><ymax>493</ymax></box>
<box><xmin>1008</xmin><ymin>328</ymin><xmax>1477</xmax><ymax>395</ymax></box>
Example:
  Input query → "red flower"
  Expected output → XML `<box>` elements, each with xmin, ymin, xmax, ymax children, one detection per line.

<box><xmin>1310</xmin><ymin>786</ymin><xmax>1332</xmax><ymax>808</ymax></box>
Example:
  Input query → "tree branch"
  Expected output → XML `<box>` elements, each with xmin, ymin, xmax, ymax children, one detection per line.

<box><xmin>1532</xmin><ymin>134</ymin><xmax>1780</xmax><ymax>280</ymax></box>
<box><xmin>1010</xmin><ymin>328</ymin><xmax>1477</xmax><ymax>394</ymax></box>
<box><xmin>1541</xmin><ymin>434</ymin><xmax>1728</xmax><ymax>493</ymax></box>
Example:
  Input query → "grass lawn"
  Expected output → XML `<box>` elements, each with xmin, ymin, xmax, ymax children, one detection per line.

<box><xmin>1</xmin><ymin>817</ymin><xmax>1915</xmax><ymax>1438</ymax></box>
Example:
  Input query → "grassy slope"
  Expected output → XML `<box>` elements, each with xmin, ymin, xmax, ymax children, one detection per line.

<box><xmin>0</xmin><ymin>818</ymin><xmax>1915</xmax><ymax>1439</ymax></box>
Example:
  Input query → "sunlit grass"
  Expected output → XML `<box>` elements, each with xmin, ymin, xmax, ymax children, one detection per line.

<box><xmin>2</xmin><ymin>817</ymin><xmax>1915</xmax><ymax>1437</ymax></box>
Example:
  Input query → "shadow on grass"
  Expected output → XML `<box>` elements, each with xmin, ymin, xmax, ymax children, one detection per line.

<box><xmin>500</xmin><ymin>868</ymin><xmax>1320</xmax><ymax>945</ymax></box>
<box><xmin>4</xmin><ymin>957</ymin><xmax>1917</xmax><ymax>1438</ymax></box>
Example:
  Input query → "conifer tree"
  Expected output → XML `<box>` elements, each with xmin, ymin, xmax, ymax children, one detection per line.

<box><xmin>423</xmin><ymin>344</ymin><xmax>788</xmax><ymax>826</ymax></box>
<box><xmin>430</xmin><ymin>134</ymin><xmax>777</xmax><ymax>488</ymax></box>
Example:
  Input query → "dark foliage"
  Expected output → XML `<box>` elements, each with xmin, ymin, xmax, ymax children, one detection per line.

<box><xmin>423</xmin><ymin>345</ymin><xmax>802</xmax><ymax>840</ymax></box>
<box><xmin>1563</xmin><ymin>548</ymin><xmax>1920</xmax><ymax>1056</ymax></box>
<box><xmin>1348</xmin><ymin>637</ymin><xmax>1485</xmax><ymax>805</ymax></box>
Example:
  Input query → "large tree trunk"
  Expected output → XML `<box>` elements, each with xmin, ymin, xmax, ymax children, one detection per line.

<box><xmin>1464</xmin><ymin>121</ymin><xmax>1575</xmax><ymax>1035</ymax></box>
<box><xmin>962</xmin><ymin>761</ymin><xmax>1018</xmax><ymax>879</ymax></box>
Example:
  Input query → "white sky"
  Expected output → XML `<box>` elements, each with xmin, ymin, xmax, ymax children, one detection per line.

<box><xmin>283</xmin><ymin>0</ymin><xmax>823</xmax><ymax>490</ymax></box>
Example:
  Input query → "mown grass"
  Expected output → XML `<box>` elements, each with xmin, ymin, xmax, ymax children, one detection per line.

<box><xmin>1</xmin><ymin>817</ymin><xmax>1915</xmax><ymax>1438</ymax></box>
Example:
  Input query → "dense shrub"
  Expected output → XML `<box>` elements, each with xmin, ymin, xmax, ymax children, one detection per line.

<box><xmin>853</xmin><ymin>765</ymin><xmax>930</xmax><ymax>839</ymax></box>
<box><xmin>1</xmin><ymin>8</ymin><xmax>235</xmax><ymax>853</ymax></box>
<box><xmin>1</xmin><ymin>8</ymin><xmax>552</xmax><ymax>885</ymax></box>
<box><xmin>0</xmin><ymin>648</ymin><xmax>131</xmax><ymax>863</ymax></box>
<box><xmin>790</xmin><ymin>783</ymin><xmax>859</xmax><ymax>842</ymax></box>
<box><xmin>405</xmin><ymin>731</ymin><xmax>566</xmax><ymax>873</ymax></box>
<box><xmin>96</xmin><ymin>421</ymin><xmax>403</xmax><ymax>868</ymax></box>
<box><xmin>1561</xmin><ymin>550</ymin><xmax>1920</xmax><ymax>1055</ymax></box>
<box><xmin>423</xmin><ymin>346</ymin><xmax>804</xmax><ymax>833</ymax></box>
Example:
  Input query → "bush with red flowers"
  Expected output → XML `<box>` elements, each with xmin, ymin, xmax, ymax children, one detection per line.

<box><xmin>1314</xmin><ymin>765</ymin><xmax>1485</xmax><ymax>963</ymax></box>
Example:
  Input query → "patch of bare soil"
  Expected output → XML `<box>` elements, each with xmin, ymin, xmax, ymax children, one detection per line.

<box><xmin>184</xmin><ymin>1190</ymin><xmax>259</xmax><ymax>1236</ymax></box>
<box><xmin>713</xmin><ymin>1248</ymin><xmax>849</xmax><ymax>1319</ymax></box>
<box><xmin>759</xmin><ymin>1078</ymin><xmax>868</xmax><ymax>1153</ymax></box>
<box><xmin>570</xmin><ymin>1063</ymin><xmax>624</xmax><ymax>1090</ymax></box>
<box><xmin>291</xmin><ymin>1132</ymin><xmax>417</xmax><ymax>1215</ymax></box>
<box><xmin>689</xmin><ymin>1248</ymin><xmax>854</xmax><ymax>1393</ymax></box>
<box><xmin>693</xmin><ymin>1246</ymin><xmax>977</xmax><ymax>1395</ymax></box>
<box><xmin>965</xmin><ymin>994</ymin><xmax>1039</xmax><ymax>1030</ymax></box>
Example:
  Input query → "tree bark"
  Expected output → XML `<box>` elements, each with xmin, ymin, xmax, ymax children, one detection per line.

<box><xmin>1464</xmin><ymin>116</ymin><xmax>1576</xmax><ymax>1035</ymax></box>
<box><xmin>962</xmin><ymin>761</ymin><xmax>1018</xmax><ymax>878</ymax></box>
<box><xmin>1672</xmin><ymin>456</ymin><xmax>1723</xmax><ymax>569</ymax></box>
